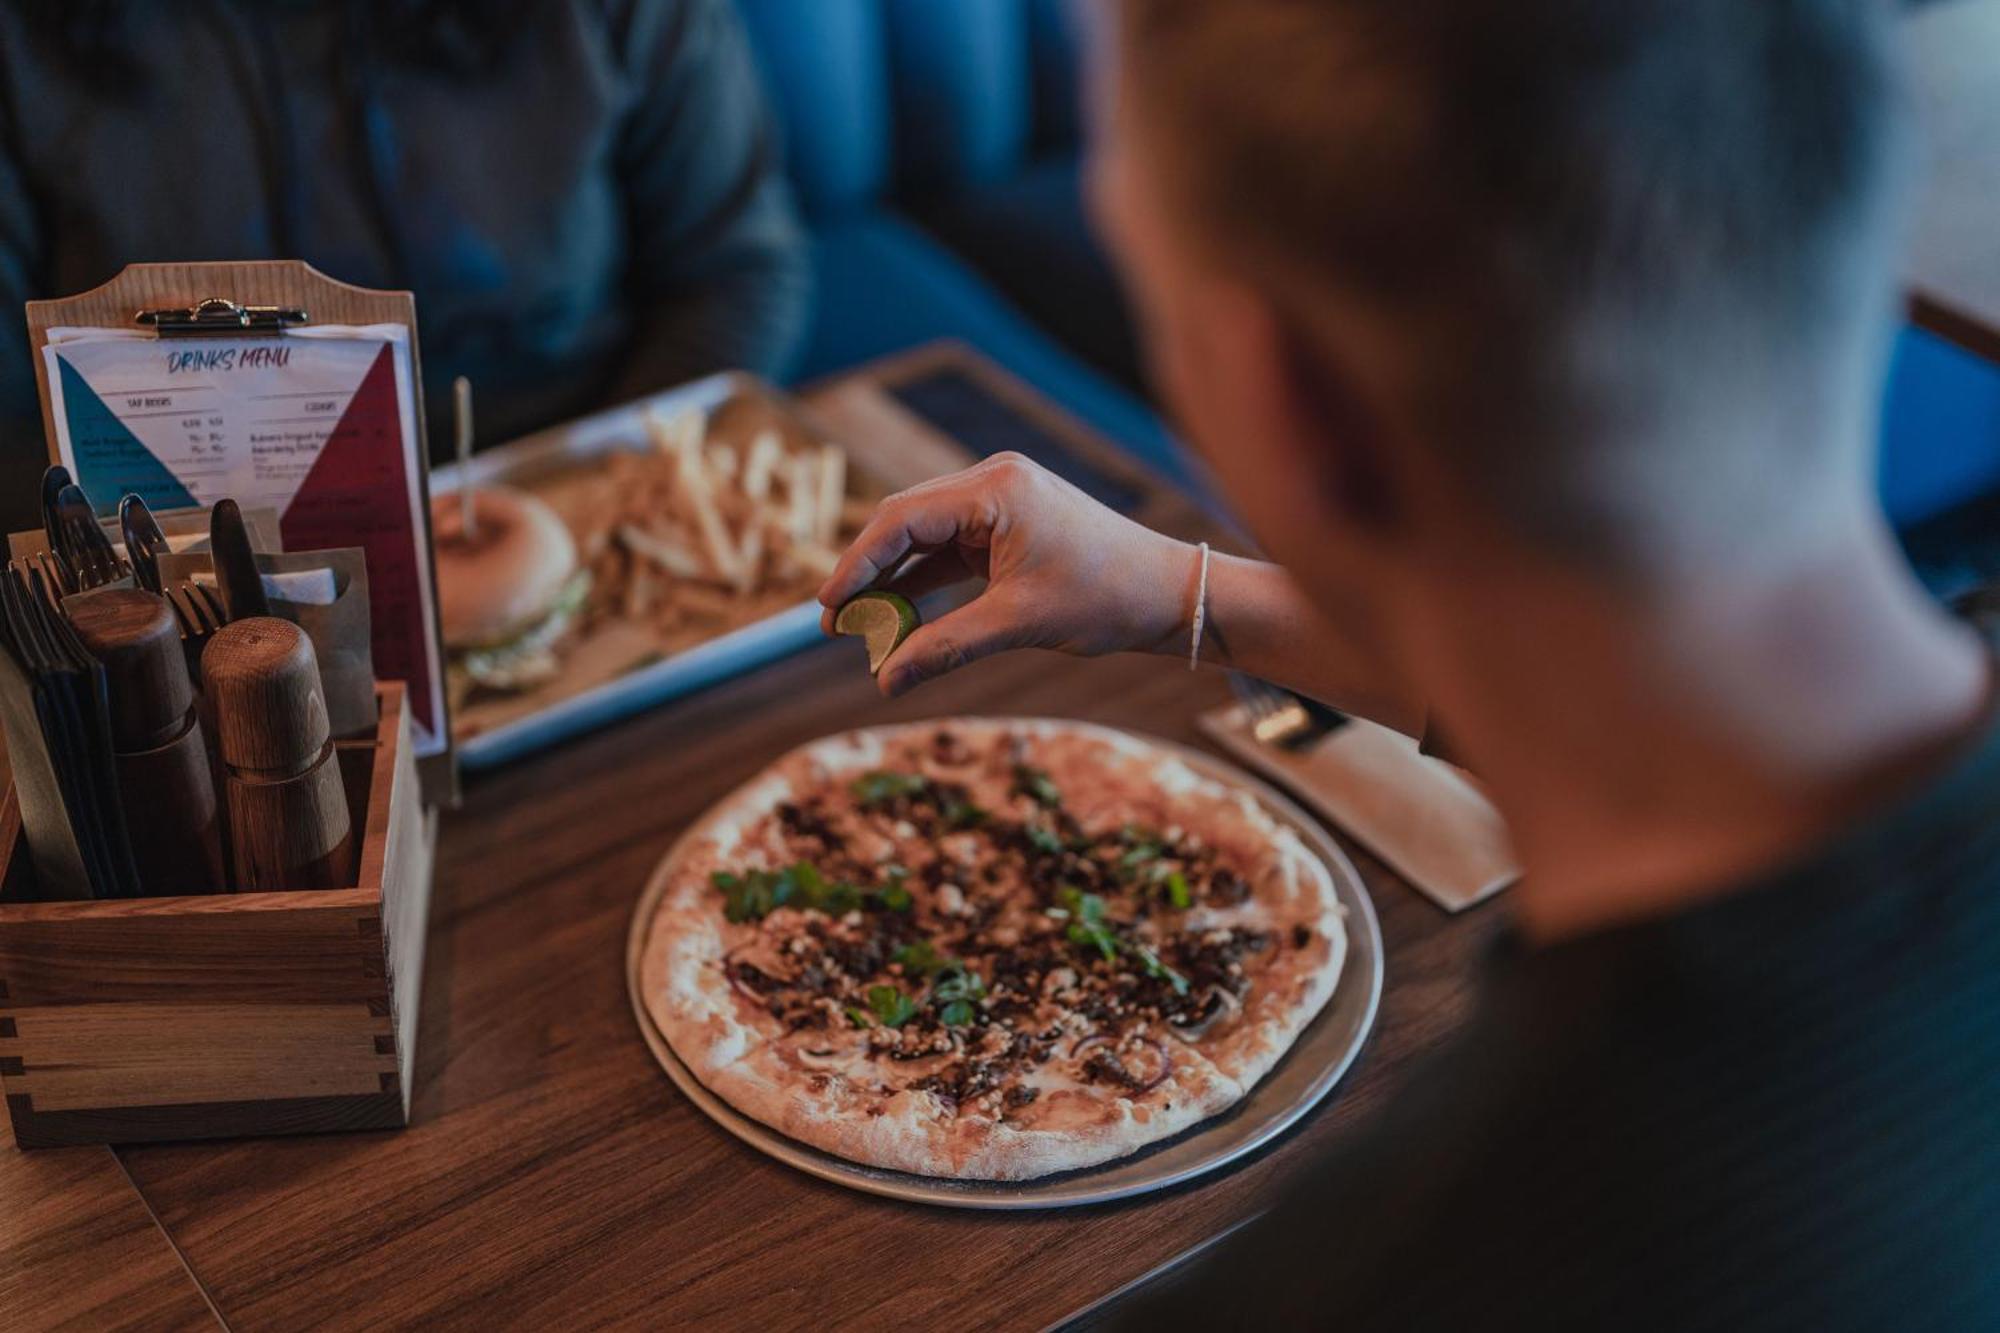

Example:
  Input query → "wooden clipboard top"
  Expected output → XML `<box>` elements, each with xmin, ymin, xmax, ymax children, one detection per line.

<box><xmin>25</xmin><ymin>260</ymin><xmax>423</xmax><ymax>465</ymax></box>
<box><xmin>25</xmin><ymin>259</ymin><xmax>454</xmax><ymax>803</ymax></box>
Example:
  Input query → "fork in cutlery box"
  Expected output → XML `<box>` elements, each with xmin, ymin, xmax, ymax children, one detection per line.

<box><xmin>0</xmin><ymin>261</ymin><xmax>453</xmax><ymax>1148</ymax></box>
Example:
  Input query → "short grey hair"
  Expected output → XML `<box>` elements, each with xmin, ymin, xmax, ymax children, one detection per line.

<box><xmin>1117</xmin><ymin>0</ymin><xmax>1913</xmax><ymax>561</ymax></box>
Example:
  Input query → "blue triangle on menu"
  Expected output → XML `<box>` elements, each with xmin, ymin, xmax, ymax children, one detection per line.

<box><xmin>57</xmin><ymin>354</ymin><xmax>199</xmax><ymax>515</ymax></box>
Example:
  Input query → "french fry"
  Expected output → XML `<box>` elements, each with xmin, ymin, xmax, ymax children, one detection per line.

<box><xmin>625</xmin><ymin>561</ymin><xmax>654</xmax><ymax>621</ymax></box>
<box><xmin>787</xmin><ymin>455</ymin><xmax>817</xmax><ymax>549</ymax></box>
<box><xmin>728</xmin><ymin>431</ymin><xmax>787</xmax><ymax>590</ymax></box>
<box><xmin>815</xmin><ymin>444</ymin><xmax>846</xmax><ymax>547</ymax></box>
<box><xmin>733</xmin><ymin>529</ymin><xmax>766</xmax><ymax>595</ymax></box>
<box><xmin>642</xmin><ymin>411</ymin><xmax>672</xmax><ymax>457</ymax></box>
<box><xmin>671</xmin><ymin>444</ymin><xmax>741</xmax><ymax>586</ymax></box>
<box><xmin>742</xmin><ymin>431</ymin><xmax>782</xmax><ymax>503</ymax></box>
<box><xmin>618</xmin><ymin>523</ymin><xmax>703</xmax><ymax>579</ymax></box>
<box><xmin>707</xmin><ymin>442</ymin><xmax>739</xmax><ymax>484</ymax></box>
<box><xmin>648</xmin><ymin>406</ymin><xmax>707</xmax><ymax>472</ymax></box>
<box><xmin>507</xmin><ymin>401</ymin><xmax>881</xmax><ymax>683</ymax></box>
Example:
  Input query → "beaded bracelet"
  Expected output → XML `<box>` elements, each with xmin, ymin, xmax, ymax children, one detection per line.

<box><xmin>1188</xmin><ymin>541</ymin><xmax>1211</xmax><ymax>671</ymax></box>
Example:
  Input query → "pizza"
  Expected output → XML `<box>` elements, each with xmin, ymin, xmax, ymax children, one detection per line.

<box><xmin>639</xmin><ymin>718</ymin><xmax>1347</xmax><ymax>1180</ymax></box>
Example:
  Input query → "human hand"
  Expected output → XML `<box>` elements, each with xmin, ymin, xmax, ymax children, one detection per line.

<box><xmin>817</xmin><ymin>453</ymin><xmax>1199</xmax><ymax>696</ymax></box>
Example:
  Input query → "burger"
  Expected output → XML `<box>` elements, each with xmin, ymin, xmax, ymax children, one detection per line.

<box><xmin>431</xmin><ymin>485</ymin><xmax>590</xmax><ymax>693</ymax></box>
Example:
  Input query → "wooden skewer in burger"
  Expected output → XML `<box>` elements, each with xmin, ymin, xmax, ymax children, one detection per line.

<box><xmin>432</xmin><ymin>378</ymin><xmax>589</xmax><ymax>693</ymax></box>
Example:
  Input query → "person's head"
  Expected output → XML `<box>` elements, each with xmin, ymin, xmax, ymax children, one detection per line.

<box><xmin>1092</xmin><ymin>0</ymin><xmax>1914</xmax><ymax>627</ymax></box>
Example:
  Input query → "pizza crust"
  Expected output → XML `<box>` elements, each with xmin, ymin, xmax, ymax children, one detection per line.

<box><xmin>639</xmin><ymin>718</ymin><xmax>1348</xmax><ymax>1181</ymax></box>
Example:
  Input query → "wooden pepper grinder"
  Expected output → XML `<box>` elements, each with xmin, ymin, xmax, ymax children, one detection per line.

<box><xmin>66</xmin><ymin>589</ymin><xmax>226</xmax><ymax>896</ymax></box>
<box><xmin>203</xmin><ymin>616</ymin><xmax>356</xmax><ymax>892</ymax></box>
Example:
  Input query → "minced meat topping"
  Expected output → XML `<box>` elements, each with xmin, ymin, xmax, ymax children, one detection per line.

<box><xmin>706</xmin><ymin>729</ymin><xmax>1304</xmax><ymax>1115</ymax></box>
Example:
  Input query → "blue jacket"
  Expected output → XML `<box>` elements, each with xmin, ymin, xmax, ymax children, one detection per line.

<box><xmin>0</xmin><ymin>0</ymin><xmax>811</xmax><ymax>526</ymax></box>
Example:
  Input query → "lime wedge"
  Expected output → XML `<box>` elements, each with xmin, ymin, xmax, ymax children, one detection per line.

<box><xmin>834</xmin><ymin>591</ymin><xmax>920</xmax><ymax>673</ymax></box>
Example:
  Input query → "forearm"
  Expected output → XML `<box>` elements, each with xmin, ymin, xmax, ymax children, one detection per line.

<box><xmin>608</xmin><ymin>242</ymin><xmax>811</xmax><ymax>397</ymax></box>
<box><xmin>1151</xmin><ymin>550</ymin><xmax>1425</xmax><ymax>736</ymax></box>
<box><xmin>820</xmin><ymin>454</ymin><xmax>1429</xmax><ymax>725</ymax></box>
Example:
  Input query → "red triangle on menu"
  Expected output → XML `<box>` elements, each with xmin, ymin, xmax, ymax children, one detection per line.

<box><xmin>279</xmin><ymin>344</ymin><xmax>437</xmax><ymax>740</ymax></box>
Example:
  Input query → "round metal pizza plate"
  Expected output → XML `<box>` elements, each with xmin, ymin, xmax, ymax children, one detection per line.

<box><xmin>624</xmin><ymin>722</ymin><xmax>1385</xmax><ymax>1210</ymax></box>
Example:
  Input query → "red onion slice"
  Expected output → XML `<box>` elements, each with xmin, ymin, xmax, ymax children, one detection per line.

<box><xmin>797</xmin><ymin>1047</ymin><xmax>851</xmax><ymax>1069</ymax></box>
<box><xmin>1167</xmin><ymin>985</ymin><xmax>1240</xmax><ymax>1043</ymax></box>
<box><xmin>1129</xmin><ymin>1036</ymin><xmax>1172</xmax><ymax>1095</ymax></box>
<box><xmin>1070</xmin><ymin>1032</ymin><xmax>1172</xmax><ymax>1095</ymax></box>
<box><xmin>723</xmin><ymin>947</ymin><xmax>778</xmax><ymax>1004</ymax></box>
<box><xmin>1070</xmin><ymin>1032</ymin><xmax>1112</xmax><ymax>1061</ymax></box>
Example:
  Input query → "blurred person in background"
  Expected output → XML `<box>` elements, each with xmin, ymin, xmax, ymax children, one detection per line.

<box><xmin>819</xmin><ymin>0</ymin><xmax>2000</xmax><ymax>1326</ymax></box>
<box><xmin>0</xmin><ymin>0</ymin><xmax>809</xmax><ymax>529</ymax></box>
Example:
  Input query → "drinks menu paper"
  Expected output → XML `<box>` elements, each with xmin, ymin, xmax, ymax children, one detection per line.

<box><xmin>41</xmin><ymin>324</ymin><xmax>447</xmax><ymax>757</ymax></box>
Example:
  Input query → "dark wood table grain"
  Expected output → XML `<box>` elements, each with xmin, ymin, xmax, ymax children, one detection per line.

<box><xmin>3</xmin><ymin>348</ymin><xmax>1506</xmax><ymax>1331</ymax></box>
<box><xmin>0</xmin><ymin>1121</ymin><xmax>219</xmax><ymax>1331</ymax></box>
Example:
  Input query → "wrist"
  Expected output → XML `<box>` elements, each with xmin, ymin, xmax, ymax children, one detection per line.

<box><xmin>1131</xmin><ymin>537</ymin><xmax>1208</xmax><ymax>659</ymax></box>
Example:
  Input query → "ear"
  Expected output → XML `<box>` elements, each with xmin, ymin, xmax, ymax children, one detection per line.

<box><xmin>1162</xmin><ymin>274</ymin><xmax>1403</xmax><ymax>542</ymax></box>
<box><xmin>1270</xmin><ymin>306</ymin><xmax>1402</xmax><ymax>536</ymax></box>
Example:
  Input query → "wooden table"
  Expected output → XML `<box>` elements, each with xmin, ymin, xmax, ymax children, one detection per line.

<box><xmin>1</xmin><ymin>346</ymin><xmax>1504</xmax><ymax>1331</ymax></box>
<box><xmin>1906</xmin><ymin>0</ymin><xmax>2000</xmax><ymax>365</ymax></box>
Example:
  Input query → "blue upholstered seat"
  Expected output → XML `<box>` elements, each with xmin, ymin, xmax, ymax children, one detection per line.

<box><xmin>735</xmin><ymin>0</ymin><xmax>1189</xmax><ymax>487</ymax></box>
<box><xmin>1881</xmin><ymin>328</ymin><xmax>2000</xmax><ymax>527</ymax></box>
<box><xmin>735</xmin><ymin>0</ymin><xmax>2000</xmax><ymax>531</ymax></box>
<box><xmin>797</xmin><ymin>212</ymin><xmax>1187</xmax><ymax>486</ymax></box>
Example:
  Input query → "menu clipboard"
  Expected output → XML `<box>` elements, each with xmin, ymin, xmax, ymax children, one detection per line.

<box><xmin>23</xmin><ymin>261</ymin><xmax>458</xmax><ymax>802</ymax></box>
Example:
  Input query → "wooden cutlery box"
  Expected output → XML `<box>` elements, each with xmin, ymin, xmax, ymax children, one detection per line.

<box><xmin>0</xmin><ymin>682</ymin><xmax>432</xmax><ymax>1148</ymax></box>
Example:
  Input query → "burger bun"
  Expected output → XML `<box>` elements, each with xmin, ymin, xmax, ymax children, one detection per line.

<box><xmin>431</xmin><ymin>485</ymin><xmax>579</xmax><ymax>650</ymax></box>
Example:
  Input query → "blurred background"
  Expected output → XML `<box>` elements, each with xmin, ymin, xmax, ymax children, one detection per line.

<box><xmin>3</xmin><ymin>0</ymin><xmax>1996</xmax><ymax>585</ymax></box>
<box><xmin>725</xmin><ymin>0</ymin><xmax>2000</xmax><ymax>585</ymax></box>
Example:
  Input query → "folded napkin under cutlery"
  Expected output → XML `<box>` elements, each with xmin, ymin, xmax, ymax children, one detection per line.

<box><xmin>0</xmin><ymin>565</ymin><xmax>143</xmax><ymax>898</ymax></box>
<box><xmin>157</xmin><ymin>546</ymin><xmax>377</xmax><ymax>739</ymax></box>
<box><xmin>1200</xmin><ymin>699</ymin><xmax>1519</xmax><ymax>912</ymax></box>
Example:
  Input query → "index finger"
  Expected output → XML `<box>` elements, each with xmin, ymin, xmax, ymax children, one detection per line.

<box><xmin>815</xmin><ymin>473</ymin><xmax>999</xmax><ymax>613</ymax></box>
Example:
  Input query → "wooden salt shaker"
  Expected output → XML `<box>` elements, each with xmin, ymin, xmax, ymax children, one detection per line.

<box><xmin>67</xmin><ymin>589</ymin><xmax>226</xmax><ymax>896</ymax></box>
<box><xmin>202</xmin><ymin>616</ymin><xmax>356</xmax><ymax>892</ymax></box>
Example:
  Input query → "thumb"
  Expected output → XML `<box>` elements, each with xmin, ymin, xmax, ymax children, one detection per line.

<box><xmin>878</xmin><ymin>593</ymin><xmax>1025</xmax><ymax>698</ymax></box>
